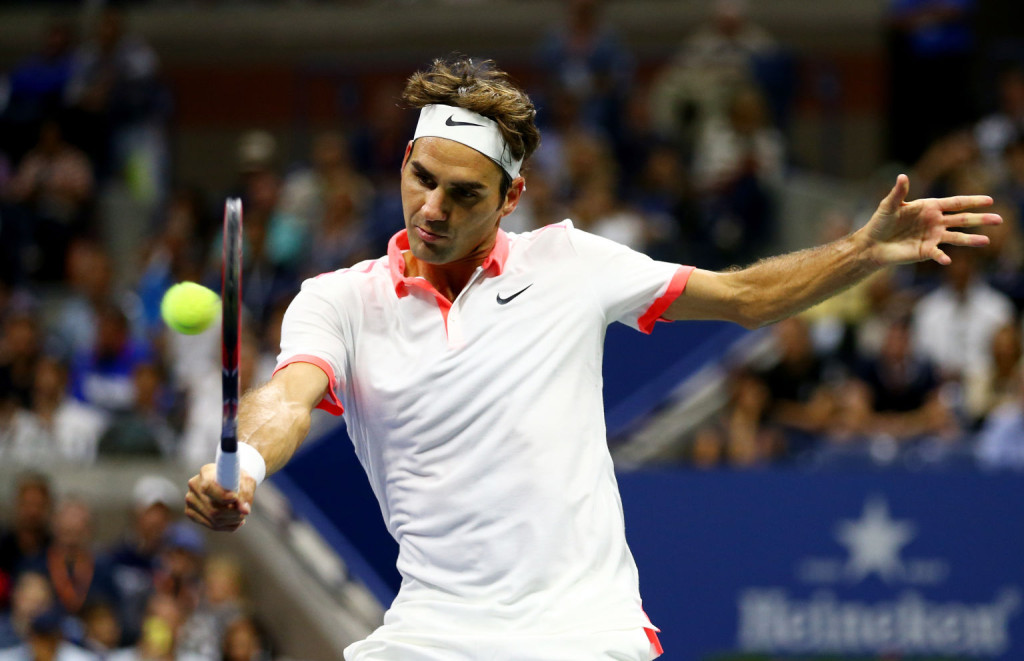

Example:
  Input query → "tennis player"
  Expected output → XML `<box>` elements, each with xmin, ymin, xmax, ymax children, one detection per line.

<box><xmin>185</xmin><ymin>56</ymin><xmax>1000</xmax><ymax>660</ymax></box>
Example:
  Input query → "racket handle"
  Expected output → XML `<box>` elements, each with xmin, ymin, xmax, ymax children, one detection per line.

<box><xmin>217</xmin><ymin>450</ymin><xmax>240</xmax><ymax>492</ymax></box>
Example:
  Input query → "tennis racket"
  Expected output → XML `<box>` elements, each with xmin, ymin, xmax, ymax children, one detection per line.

<box><xmin>217</xmin><ymin>198</ymin><xmax>243</xmax><ymax>491</ymax></box>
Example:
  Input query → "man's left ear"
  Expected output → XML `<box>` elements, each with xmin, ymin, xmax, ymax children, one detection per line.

<box><xmin>500</xmin><ymin>177</ymin><xmax>526</xmax><ymax>218</ymax></box>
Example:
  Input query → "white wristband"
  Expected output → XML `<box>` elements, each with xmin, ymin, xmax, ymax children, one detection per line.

<box><xmin>217</xmin><ymin>442</ymin><xmax>267</xmax><ymax>486</ymax></box>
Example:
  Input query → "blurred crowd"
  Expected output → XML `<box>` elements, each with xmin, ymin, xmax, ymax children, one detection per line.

<box><xmin>684</xmin><ymin>54</ymin><xmax>1024</xmax><ymax>471</ymax></box>
<box><xmin>0</xmin><ymin>0</ymin><xmax>794</xmax><ymax>474</ymax></box>
<box><xmin>0</xmin><ymin>0</ymin><xmax>1022</xmax><ymax>482</ymax></box>
<box><xmin>0</xmin><ymin>472</ymin><xmax>275</xmax><ymax>661</ymax></box>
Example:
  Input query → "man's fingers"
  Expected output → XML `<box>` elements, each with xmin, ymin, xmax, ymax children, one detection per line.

<box><xmin>186</xmin><ymin>491</ymin><xmax>246</xmax><ymax>531</ymax></box>
<box><xmin>941</xmin><ymin>231</ymin><xmax>990</xmax><ymax>248</ymax></box>
<box><xmin>236</xmin><ymin>474</ymin><xmax>257</xmax><ymax>516</ymax></box>
<box><xmin>931</xmin><ymin>246</ymin><xmax>951</xmax><ymax>266</ymax></box>
<box><xmin>941</xmin><ymin>212</ymin><xmax>1003</xmax><ymax>228</ymax></box>
<box><xmin>936</xmin><ymin>195</ymin><xmax>993</xmax><ymax>212</ymax></box>
<box><xmin>186</xmin><ymin>464</ymin><xmax>252</xmax><ymax>532</ymax></box>
<box><xmin>184</xmin><ymin>503</ymin><xmax>216</xmax><ymax>529</ymax></box>
<box><xmin>196</xmin><ymin>465</ymin><xmax>237</xmax><ymax>505</ymax></box>
<box><xmin>880</xmin><ymin>174</ymin><xmax>910</xmax><ymax>214</ymax></box>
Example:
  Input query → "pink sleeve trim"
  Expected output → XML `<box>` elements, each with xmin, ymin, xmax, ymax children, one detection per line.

<box><xmin>637</xmin><ymin>265</ymin><xmax>695</xmax><ymax>334</ymax></box>
<box><xmin>273</xmin><ymin>354</ymin><xmax>345</xmax><ymax>416</ymax></box>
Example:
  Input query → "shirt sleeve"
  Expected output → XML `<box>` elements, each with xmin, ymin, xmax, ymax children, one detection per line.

<box><xmin>565</xmin><ymin>223</ymin><xmax>694</xmax><ymax>333</ymax></box>
<box><xmin>275</xmin><ymin>273</ymin><xmax>353</xmax><ymax>415</ymax></box>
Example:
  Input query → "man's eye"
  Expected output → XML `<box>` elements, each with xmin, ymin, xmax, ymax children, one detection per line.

<box><xmin>417</xmin><ymin>174</ymin><xmax>435</xmax><ymax>187</ymax></box>
<box><xmin>456</xmin><ymin>190</ymin><xmax>478</xmax><ymax>201</ymax></box>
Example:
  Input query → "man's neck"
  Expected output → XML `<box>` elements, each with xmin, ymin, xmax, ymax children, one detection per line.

<box><xmin>402</xmin><ymin>233</ymin><xmax>498</xmax><ymax>302</ymax></box>
<box><xmin>404</xmin><ymin>252</ymin><xmax>481</xmax><ymax>303</ymax></box>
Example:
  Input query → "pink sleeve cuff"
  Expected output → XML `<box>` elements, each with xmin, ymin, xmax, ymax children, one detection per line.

<box><xmin>274</xmin><ymin>354</ymin><xmax>345</xmax><ymax>416</ymax></box>
<box><xmin>637</xmin><ymin>265</ymin><xmax>695</xmax><ymax>334</ymax></box>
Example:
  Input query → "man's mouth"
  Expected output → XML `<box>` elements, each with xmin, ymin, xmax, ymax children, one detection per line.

<box><xmin>416</xmin><ymin>226</ymin><xmax>446</xmax><ymax>243</ymax></box>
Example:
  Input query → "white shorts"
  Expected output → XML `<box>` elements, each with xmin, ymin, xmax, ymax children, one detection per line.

<box><xmin>344</xmin><ymin>626</ymin><xmax>663</xmax><ymax>660</ymax></box>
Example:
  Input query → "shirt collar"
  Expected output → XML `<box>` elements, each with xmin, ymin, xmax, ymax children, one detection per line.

<box><xmin>387</xmin><ymin>228</ymin><xmax>510</xmax><ymax>297</ymax></box>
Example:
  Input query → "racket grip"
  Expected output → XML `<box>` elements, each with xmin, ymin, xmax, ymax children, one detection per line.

<box><xmin>217</xmin><ymin>450</ymin><xmax>240</xmax><ymax>492</ymax></box>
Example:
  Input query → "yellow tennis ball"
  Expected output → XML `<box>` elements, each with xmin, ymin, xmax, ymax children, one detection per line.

<box><xmin>161</xmin><ymin>282</ymin><xmax>220</xmax><ymax>335</ymax></box>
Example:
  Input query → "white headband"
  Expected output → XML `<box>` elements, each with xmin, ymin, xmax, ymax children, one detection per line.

<box><xmin>413</xmin><ymin>104</ymin><xmax>523</xmax><ymax>179</ymax></box>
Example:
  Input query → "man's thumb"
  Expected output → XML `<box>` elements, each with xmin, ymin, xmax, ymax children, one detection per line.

<box><xmin>880</xmin><ymin>174</ymin><xmax>910</xmax><ymax>213</ymax></box>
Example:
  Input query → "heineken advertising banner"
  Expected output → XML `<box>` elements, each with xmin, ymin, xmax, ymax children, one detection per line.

<box><xmin>617</xmin><ymin>470</ymin><xmax>1024</xmax><ymax>661</ymax></box>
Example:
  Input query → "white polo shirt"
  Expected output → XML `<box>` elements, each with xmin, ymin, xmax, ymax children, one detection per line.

<box><xmin>276</xmin><ymin>220</ymin><xmax>692</xmax><ymax>660</ymax></box>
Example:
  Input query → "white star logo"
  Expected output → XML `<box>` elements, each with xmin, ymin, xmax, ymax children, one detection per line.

<box><xmin>834</xmin><ymin>496</ymin><xmax>916</xmax><ymax>583</ymax></box>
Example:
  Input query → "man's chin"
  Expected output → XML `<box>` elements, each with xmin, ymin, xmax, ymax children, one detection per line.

<box><xmin>409</xmin><ymin>241</ymin><xmax>449</xmax><ymax>265</ymax></box>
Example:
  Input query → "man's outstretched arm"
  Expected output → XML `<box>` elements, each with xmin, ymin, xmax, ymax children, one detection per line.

<box><xmin>185</xmin><ymin>361</ymin><xmax>328</xmax><ymax>531</ymax></box>
<box><xmin>665</xmin><ymin>174</ymin><xmax>1001</xmax><ymax>328</ymax></box>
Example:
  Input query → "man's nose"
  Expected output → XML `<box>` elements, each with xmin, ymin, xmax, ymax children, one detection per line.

<box><xmin>422</xmin><ymin>188</ymin><xmax>448</xmax><ymax>221</ymax></box>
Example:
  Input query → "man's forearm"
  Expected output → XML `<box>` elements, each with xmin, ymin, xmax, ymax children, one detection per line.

<box><xmin>237</xmin><ymin>381</ymin><xmax>313</xmax><ymax>475</ymax></box>
<box><xmin>729</xmin><ymin>231</ymin><xmax>878</xmax><ymax>328</ymax></box>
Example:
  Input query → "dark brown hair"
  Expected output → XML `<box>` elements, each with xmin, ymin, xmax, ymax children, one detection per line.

<box><xmin>402</xmin><ymin>55</ymin><xmax>541</xmax><ymax>168</ymax></box>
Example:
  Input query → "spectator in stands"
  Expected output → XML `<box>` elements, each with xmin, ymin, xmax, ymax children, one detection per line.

<box><xmin>691</xmin><ymin>367</ymin><xmax>785</xmax><ymax>468</ymax></box>
<box><xmin>21</xmin><ymin>356</ymin><xmax>107</xmax><ymax>464</ymax></box>
<box><xmin>152</xmin><ymin>524</ymin><xmax>204</xmax><ymax>619</ymax></box>
<box><xmin>975</xmin><ymin>65</ymin><xmax>1024</xmax><ymax>175</ymax></box>
<box><xmin>349</xmin><ymin>80</ymin><xmax>416</xmax><ymax>250</ymax></box>
<box><xmin>0</xmin><ymin>607</ymin><xmax>97</xmax><ymax>661</ymax></box>
<box><xmin>750</xmin><ymin>316</ymin><xmax>839</xmax><ymax>459</ymax></box>
<box><xmin>844</xmin><ymin>317</ymin><xmax>957</xmax><ymax>446</ymax></box>
<box><xmin>220</xmin><ymin>614</ymin><xmax>272</xmax><ymax>661</ymax></box>
<box><xmin>886</xmin><ymin>0</ymin><xmax>977</xmax><ymax>165</ymax></box>
<box><xmin>976</xmin><ymin>362</ymin><xmax>1024</xmax><ymax>470</ymax></box>
<box><xmin>910</xmin><ymin>130</ymin><xmax>981</xmax><ymax>203</ymax></box>
<box><xmin>28</xmin><ymin>498</ymin><xmax>118</xmax><ymax>619</ymax></box>
<box><xmin>236</xmin><ymin>168</ymin><xmax>305</xmax><ymax>327</ymax></box>
<box><xmin>847</xmin><ymin>268</ymin><xmax>917</xmax><ymax>362</ymax></box>
<box><xmin>305</xmin><ymin>179</ymin><xmax>376</xmax><ymax>278</ymax></box>
<box><xmin>0</xmin><ymin>474</ymin><xmax>53</xmax><ymax>605</ymax></box>
<box><xmin>570</xmin><ymin>172</ymin><xmax>654</xmax><ymax>252</ymax></box>
<box><xmin>107</xmin><ymin>593</ymin><xmax>203</xmax><ymax>661</ymax></box>
<box><xmin>97</xmin><ymin>363</ymin><xmax>175</xmax><ymax>458</ymax></box>
<box><xmin>992</xmin><ymin>140</ymin><xmax>1024</xmax><ymax>304</ymax></box>
<box><xmin>5</xmin><ymin>119</ymin><xmax>95</xmax><ymax>282</ymax></box>
<box><xmin>650</xmin><ymin>0</ymin><xmax>779</xmax><ymax>152</ymax></box>
<box><xmin>0</xmin><ymin>572</ymin><xmax>54</xmax><ymax>650</ymax></box>
<box><xmin>110</xmin><ymin>476</ymin><xmax>180</xmax><ymax>646</ymax></box>
<box><xmin>178</xmin><ymin>555</ymin><xmax>245</xmax><ymax>660</ymax></box>
<box><xmin>0</xmin><ymin>20</ymin><xmax>76</xmax><ymax>165</ymax></box>
<box><xmin>52</xmin><ymin>241</ymin><xmax>137</xmax><ymax>361</ymax></box>
<box><xmin>0</xmin><ymin>373</ymin><xmax>40</xmax><ymax>466</ymax></box>
<box><xmin>497</xmin><ymin>169</ymin><xmax>568</xmax><ymax>236</ymax></box>
<box><xmin>66</xmin><ymin>6</ymin><xmax>167</xmax><ymax>197</ymax></box>
<box><xmin>976</xmin><ymin>202</ymin><xmax>1024</xmax><ymax>307</ymax></box>
<box><xmin>911</xmin><ymin>245</ymin><xmax>1015</xmax><ymax>380</ymax></box>
<box><xmin>692</xmin><ymin>85</ymin><xmax>784</xmax><ymax>267</ymax></box>
<box><xmin>69</xmin><ymin>303</ymin><xmax>152</xmax><ymax>415</ymax></box>
<box><xmin>280</xmin><ymin>130</ymin><xmax>375</xmax><ymax>246</ymax></box>
<box><xmin>964</xmin><ymin>322</ymin><xmax>1023</xmax><ymax>427</ymax></box>
<box><xmin>79</xmin><ymin>601</ymin><xmax>121</xmax><ymax>658</ymax></box>
<box><xmin>0</xmin><ymin>311</ymin><xmax>43</xmax><ymax>409</ymax></box>
<box><xmin>536</xmin><ymin>0</ymin><xmax>633</xmax><ymax>147</ymax></box>
<box><xmin>627</xmin><ymin>142</ymin><xmax>698</xmax><ymax>262</ymax></box>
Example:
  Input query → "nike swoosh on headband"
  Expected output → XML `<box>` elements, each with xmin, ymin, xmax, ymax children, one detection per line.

<box><xmin>445</xmin><ymin>115</ymin><xmax>484</xmax><ymax>127</ymax></box>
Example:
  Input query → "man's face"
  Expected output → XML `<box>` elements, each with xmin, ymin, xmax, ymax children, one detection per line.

<box><xmin>401</xmin><ymin>137</ymin><xmax>518</xmax><ymax>266</ymax></box>
<box><xmin>16</xmin><ymin>485</ymin><xmax>50</xmax><ymax>531</ymax></box>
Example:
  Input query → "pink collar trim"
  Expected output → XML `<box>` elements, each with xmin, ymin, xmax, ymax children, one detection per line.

<box><xmin>387</xmin><ymin>228</ymin><xmax>510</xmax><ymax>298</ymax></box>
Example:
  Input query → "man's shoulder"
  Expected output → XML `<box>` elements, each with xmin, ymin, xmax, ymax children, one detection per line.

<box><xmin>300</xmin><ymin>257</ymin><xmax>388</xmax><ymax>291</ymax></box>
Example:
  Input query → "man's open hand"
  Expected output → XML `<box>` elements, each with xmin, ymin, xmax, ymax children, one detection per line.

<box><xmin>185</xmin><ymin>463</ymin><xmax>256</xmax><ymax>532</ymax></box>
<box><xmin>858</xmin><ymin>174</ymin><xmax>1002</xmax><ymax>267</ymax></box>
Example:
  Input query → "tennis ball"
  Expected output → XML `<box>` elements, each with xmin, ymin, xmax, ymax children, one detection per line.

<box><xmin>161</xmin><ymin>282</ymin><xmax>220</xmax><ymax>335</ymax></box>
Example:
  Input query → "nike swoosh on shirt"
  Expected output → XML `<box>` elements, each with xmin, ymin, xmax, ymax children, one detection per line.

<box><xmin>445</xmin><ymin>115</ymin><xmax>484</xmax><ymax>127</ymax></box>
<box><xmin>496</xmin><ymin>285</ymin><xmax>532</xmax><ymax>305</ymax></box>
